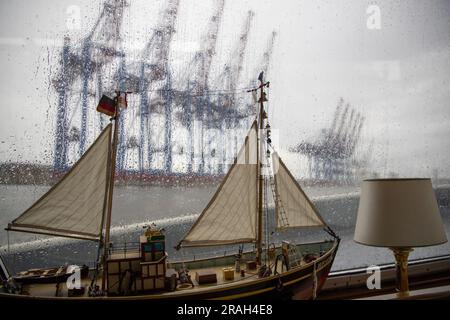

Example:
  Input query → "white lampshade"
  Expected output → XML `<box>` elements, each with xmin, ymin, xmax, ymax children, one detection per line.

<box><xmin>354</xmin><ymin>178</ymin><xmax>447</xmax><ymax>248</ymax></box>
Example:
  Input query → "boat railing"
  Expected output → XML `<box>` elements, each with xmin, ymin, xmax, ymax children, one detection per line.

<box><xmin>173</xmin><ymin>249</ymin><xmax>232</xmax><ymax>263</ymax></box>
<box><xmin>174</xmin><ymin>248</ymin><xmax>258</xmax><ymax>264</ymax></box>
<box><xmin>172</xmin><ymin>241</ymin><xmax>332</xmax><ymax>264</ymax></box>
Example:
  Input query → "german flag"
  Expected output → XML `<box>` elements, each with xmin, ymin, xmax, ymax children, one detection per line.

<box><xmin>96</xmin><ymin>95</ymin><xmax>116</xmax><ymax>116</ymax></box>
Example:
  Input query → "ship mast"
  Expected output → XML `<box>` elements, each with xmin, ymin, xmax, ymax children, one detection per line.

<box><xmin>252</xmin><ymin>73</ymin><xmax>269</xmax><ymax>265</ymax></box>
<box><xmin>101</xmin><ymin>92</ymin><xmax>125</xmax><ymax>291</ymax></box>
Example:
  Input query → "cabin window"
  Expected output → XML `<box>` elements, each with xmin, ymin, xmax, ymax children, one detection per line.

<box><xmin>153</xmin><ymin>242</ymin><xmax>164</xmax><ymax>252</ymax></box>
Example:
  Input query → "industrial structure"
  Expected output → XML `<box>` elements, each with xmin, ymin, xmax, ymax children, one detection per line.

<box><xmin>53</xmin><ymin>0</ymin><xmax>127</xmax><ymax>171</ymax></box>
<box><xmin>52</xmin><ymin>0</ymin><xmax>277</xmax><ymax>178</ymax></box>
<box><xmin>289</xmin><ymin>98</ymin><xmax>369</xmax><ymax>184</ymax></box>
<box><xmin>117</xmin><ymin>0</ymin><xmax>180</xmax><ymax>175</ymax></box>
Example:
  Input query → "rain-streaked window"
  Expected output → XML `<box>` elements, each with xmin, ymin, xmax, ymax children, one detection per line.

<box><xmin>0</xmin><ymin>0</ymin><xmax>449</xmax><ymax>272</ymax></box>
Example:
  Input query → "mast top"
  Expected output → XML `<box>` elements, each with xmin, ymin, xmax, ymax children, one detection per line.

<box><xmin>247</xmin><ymin>73</ymin><xmax>269</xmax><ymax>93</ymax></box>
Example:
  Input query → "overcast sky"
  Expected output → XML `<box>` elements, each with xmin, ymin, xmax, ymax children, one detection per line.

<box><xmin>0</xmin><ymin>0</ymin><xmax>449</xmax><ymax>178</ymax></box>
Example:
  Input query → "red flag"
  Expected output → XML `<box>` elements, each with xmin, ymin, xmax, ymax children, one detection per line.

<box><xmin>96</xmin><ymin>95</ymin><xmax>116</xmax><ymax>116</ymax></box>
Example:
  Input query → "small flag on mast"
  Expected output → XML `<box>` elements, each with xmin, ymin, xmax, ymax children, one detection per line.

<box><xmin>96</xmin><ymin>95</ymin><xmax>116</xmax><ymax>116</ymax></box>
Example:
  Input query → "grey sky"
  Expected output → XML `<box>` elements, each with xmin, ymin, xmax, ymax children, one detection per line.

<box><xmin>0</xmin><ymin>0</ymin><xmax>449</xmax><ymax>178</ymax></box>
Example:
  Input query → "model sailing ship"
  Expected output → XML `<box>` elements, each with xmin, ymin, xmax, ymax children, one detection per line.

<box><xmin>0</xmin><ymin>73</ymin><xmax>339</xmax><ymax>300</ymax></box>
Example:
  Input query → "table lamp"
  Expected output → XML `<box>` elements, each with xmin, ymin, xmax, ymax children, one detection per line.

<box><xmin>354</xmin><ymin>178</ymin><xmax>447</xmax><ymax>296</ymax></box>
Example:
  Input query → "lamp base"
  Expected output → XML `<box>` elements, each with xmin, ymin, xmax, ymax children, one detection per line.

<box><xmin>390</xmin><ymin>247</ymin><xmax>413</xmax><ymax>296</ymax></box>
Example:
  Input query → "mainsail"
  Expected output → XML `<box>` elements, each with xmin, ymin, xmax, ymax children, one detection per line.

<box><xmin>272</xmin><ymin>152</ymin><xmax>326</xmax><ymax>229</ymax></box>
<box><xmin>6</xmin><ymin>125</ymin><xmax>112</xmax><ymax>241</ymax></box>
<box><xmin>179</xmin><ymin>121</ymin><xmax>258</xmax><ymax>247</ymax></box>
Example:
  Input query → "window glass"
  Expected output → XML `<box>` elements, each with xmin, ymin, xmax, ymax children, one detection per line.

<box><xmin>0</xmin><ymin>0</ymin><xmax>449</xmax><ymax>272</ymax></box>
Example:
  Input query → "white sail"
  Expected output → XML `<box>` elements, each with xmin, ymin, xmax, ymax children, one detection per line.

<box><xmin>179</xmin><ymin>121</ymin><xmax>258</xmax><ymax>247</ymax></box>
<box><xmin>272</xmin><ymin>152</ymin><xmax>325</xmax><ymax>229</ymax></box>
<box><xmin>7</xmin><ymin>125</ymin><xmax>112</xmax><ymax>241</ymax></box>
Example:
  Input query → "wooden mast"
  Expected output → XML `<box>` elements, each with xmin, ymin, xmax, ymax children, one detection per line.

<box><xmin>256</xmin><ymin>75</ymin><xmax>268</xmax><ymax>265</ymax></box>
<box><xmin>101</xmin><ymin>92</ymin><xmax>122</xmax><ymax>291</ymax></box>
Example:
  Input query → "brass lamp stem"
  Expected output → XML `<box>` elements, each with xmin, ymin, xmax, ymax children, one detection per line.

<box><xmin>390</xmin><ymin>247</ymin><xmax>413</xmax><ymax>296</ymax></box>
